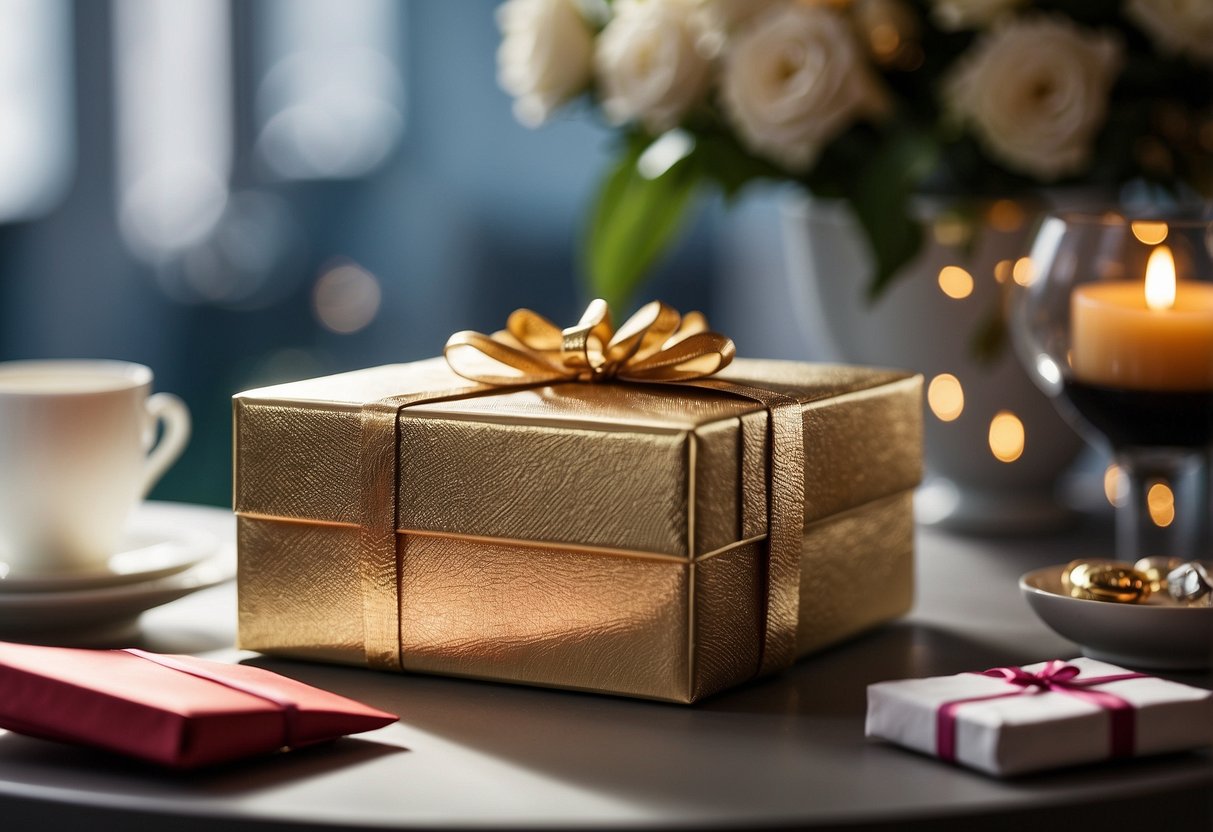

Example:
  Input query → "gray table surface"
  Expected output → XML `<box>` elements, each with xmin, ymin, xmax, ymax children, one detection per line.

<box><xmin>0</xmin><ymin>502</ymin><xmax>1209</xmax><ymax>832</ymax></box>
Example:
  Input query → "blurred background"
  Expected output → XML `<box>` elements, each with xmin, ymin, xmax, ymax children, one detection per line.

<box><xmin>0</xmin><ymin>0</ymin><xmax>805</xmax><ymax>507</ymax></box>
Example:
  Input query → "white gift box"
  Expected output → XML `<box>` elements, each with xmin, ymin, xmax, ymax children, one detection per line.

<box><xmin>866</xmin><ymin>658</ymin><xmax>1213</xmax><ymax>776</ymax></box>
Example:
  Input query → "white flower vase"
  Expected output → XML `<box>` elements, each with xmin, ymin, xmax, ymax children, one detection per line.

<box><xmin>782</xmin><ymin>195</ymin><xmax>1085</xmax><ymax>533</ymax></box>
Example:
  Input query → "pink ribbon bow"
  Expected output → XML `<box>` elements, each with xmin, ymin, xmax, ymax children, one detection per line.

<box><xmin>936</xmin><ymin>660</ymin><xmax>1147</xmax><ymax>764</ymax></box>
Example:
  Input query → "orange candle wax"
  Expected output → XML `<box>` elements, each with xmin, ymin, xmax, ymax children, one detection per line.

<box><xmin>1071</xmin><ymin>247</ymin><xmax>1213</xmax><ymax>392</ymax></box>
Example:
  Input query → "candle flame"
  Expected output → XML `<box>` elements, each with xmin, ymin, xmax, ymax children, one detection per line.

<box><xmin>1144</xmin><ymin>245</ymin><xmax>1176</xmax><ymax>311</ymax></box>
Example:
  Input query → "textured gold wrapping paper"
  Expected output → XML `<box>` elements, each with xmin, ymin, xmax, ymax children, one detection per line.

<box><xmin>235</xmin><ymin>357</ymin><xmax>921</xmax><ymax>703</ymax></box>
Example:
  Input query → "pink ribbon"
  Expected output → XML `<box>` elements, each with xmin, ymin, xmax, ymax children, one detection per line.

<box><xmin>936</xmin><ymin>660</ymin><xmax>1147</xmax><ymax>764</ymax></box>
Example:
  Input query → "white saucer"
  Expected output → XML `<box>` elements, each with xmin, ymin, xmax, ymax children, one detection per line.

<box><xmin>0</xmin><ymin>544</ymin><xmax>234</xmax><ymax>638</ymax></box>
<box><xmin>0</xmin><ymin>521</ymin><xmax>216</xmax><ymax>593</ymax></box>
<box><xmin>1020</xmin><ymin>564</ymin><xmax>1213</xmax><ymax>670</ymax></box>
<box><xmin>0</xmin><ymin>502</ymin><xmax>236</xmax><ymax>639</ymax></box>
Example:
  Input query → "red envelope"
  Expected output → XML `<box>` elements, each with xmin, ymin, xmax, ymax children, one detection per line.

<box><xmin>0</xmin><ymin>642</ymin><xmax>397</xmax><ymax>768</ymax></box>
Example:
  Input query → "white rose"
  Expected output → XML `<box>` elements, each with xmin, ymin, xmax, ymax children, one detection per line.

<box><xmin>497</xmin><ymin>0</ymin><xmax>595</xmax><ymax>127</ymax></box>
<box><xmin>691</xmin><ymin>0</ymin><xmax>780</xmax><ymax>58</ymax></box>
<box><xmin>720</xmin><ymin>4</ymin><xmax>886</xmax><ymax>171</ymax></box>
<box><xmin>596</xmin><ymin>0</ymin><xmax>712</xmax><ymax>132</ymax></box>
<box><xmin>930</xmin><ymin>0</ymin><xmax>1027</xmax><ymax>30</ymax></box>
<box><xmin>695</xmin><ymin>0</ymin><xmax>778</xmax><ymax>34</ymax></box>
<box><xmin>1127</xmin><ymin>0</ymin><xmax>1213</xmax><ymax>64</ymax></box>
<box><xmin>945</xmin><ymin>17</ymin><xmax>1122</xmax><ymax>180</ymax></box>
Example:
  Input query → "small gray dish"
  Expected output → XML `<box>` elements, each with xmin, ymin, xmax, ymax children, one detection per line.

<box><xmin>1020</xmin><ymin>564</ymin><xmax>1213</xmax><ymax>671</ymax></box>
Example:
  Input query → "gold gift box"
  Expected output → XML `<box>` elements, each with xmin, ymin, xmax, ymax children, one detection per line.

<box><xmin>234</xmin><ymin>357</ymin><xmax>921</xmax><ymax>703</ymax></box>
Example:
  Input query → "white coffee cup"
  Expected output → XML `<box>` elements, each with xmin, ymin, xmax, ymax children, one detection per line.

<box><xmin>0</xmin><ymin>360</ymin><xmax>190</xmax><ymax>576</ymax></box>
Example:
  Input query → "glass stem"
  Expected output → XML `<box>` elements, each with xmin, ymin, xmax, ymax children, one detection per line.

<box><xmin>1114</xmin><ymin>448</ymin><xmax>1212</xmax><ymax>562</ymax></box>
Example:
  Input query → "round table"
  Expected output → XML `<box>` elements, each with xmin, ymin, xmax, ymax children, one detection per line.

<box><xmin>0</xmin><ymin>502</ymin><xmax>1209</xmax><ymax>831</ymax></box>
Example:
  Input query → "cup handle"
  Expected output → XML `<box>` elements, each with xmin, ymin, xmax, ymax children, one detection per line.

<box><xmin>141</xmin><ymin>392</ymin><xmax>191</xmax><ymax>498</ymax></box>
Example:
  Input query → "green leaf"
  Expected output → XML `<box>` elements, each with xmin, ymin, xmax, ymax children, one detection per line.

<box><xmin>583</xmin><ymin>137</ymin><xmax>702</xmax><ymax>312</ymax></box>
<box><xmin>849</xmin><ymin>129</ymin><xmax>939</xmax><ymax>300</ymax></box>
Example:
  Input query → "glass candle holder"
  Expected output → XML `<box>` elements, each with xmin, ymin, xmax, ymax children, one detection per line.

<box><xmin>1009</xmin><ymin>212</ymin><xmax>1213</xmax><ymax>561</ymax></box>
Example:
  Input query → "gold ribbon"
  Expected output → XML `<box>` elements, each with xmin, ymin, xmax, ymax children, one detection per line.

<box><xmin>360</xmin><ymin>384</ymin><xmax>494</xmax><ymax>670</ymax></box>
<box><xmin>359</xmin><ymin>301</ymin><xmax>802</xmax><ymax>682</ymax></box>
<box><xmin>444</xmin><ymin>299</ymin><xmax>736</xmax><ymax>385</ymax></box>
<box><xmin>688</xmin><ymin>378</ymin><xmax>803</xmax><ymax>676</ymax></box>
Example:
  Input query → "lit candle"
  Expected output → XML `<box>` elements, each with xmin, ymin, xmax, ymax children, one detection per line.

<box><xmin>1071</xmin><ymin>245</ymin><xmax>1213</xmax><ymax>391</ymax></box>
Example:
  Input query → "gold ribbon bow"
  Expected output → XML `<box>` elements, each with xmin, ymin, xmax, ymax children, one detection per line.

<box><xmin>444</xmin><ymin>299</ymin><xmax>736</xmax><ymax>385</ymax></box>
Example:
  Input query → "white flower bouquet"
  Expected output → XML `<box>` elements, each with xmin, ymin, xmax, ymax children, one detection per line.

<box><xmin>497</xmin><ymin>0</ymin><xmax>1212</xmax><ymax>306</ymax></box>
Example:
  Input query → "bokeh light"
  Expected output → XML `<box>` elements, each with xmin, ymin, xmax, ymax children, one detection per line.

<box><xmin>113</xmin><ymin>0</ymin><xmax>232</xmax><ymax>260</ymax></box>
<box><xmin>1130</xmin><ymin>220</ymin><xmax>1168</xmax><ymax>246</ymax></box>
<box><xmin>1147</xmin><ymin>482</ymin><xmax>1175</xmax><ymax>528</ymax></box>
<box><xmin>1103</xmin><ymin>464</ymin><xmax>1125</xmax><ymax>506</ymax></box>
<box><xmin>312</xmin><ymin>260</ymin><xmax>382</xmax><ymax>333</ymax></box>
<box><xmin>256</xmin><ymin>0</ymin><xmax>403</xmax><ymax>180</ymax></box>
<box><xmin>1012</xmin><ymin>257</ymin><xmax>1034</xmax><ymax>286</ymax></box>
<box><xmin>988</xmin><ymin>411</ymin><xmax>1024</xmax><ymax>463</ymax></box>
<box><xmin>0</xmin><ymin>0</ymin><xmax>73</xmax><ymax>222</ymax></box>
<box><xmin>937</xmin><ymin>265</ymin><xmax>973</xmax><ymax>299</ymax></box>
<box><xmin>927</xmin><ymin>373</ymin><xmax>964</xmax><ymax>421</ymax></box>
<box><xmin>987</xmin><ymin>200</ymin><xmax>1024</xmax><ymax>232</ymax></box>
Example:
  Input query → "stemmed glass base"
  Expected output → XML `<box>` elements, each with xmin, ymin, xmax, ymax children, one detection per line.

<box><xmin>1112</xmin><ymin>447</ymin><xmax>1211</xmax><ymax>562</ymax></box>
